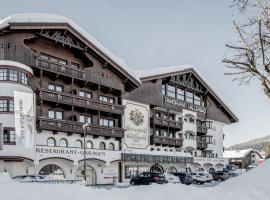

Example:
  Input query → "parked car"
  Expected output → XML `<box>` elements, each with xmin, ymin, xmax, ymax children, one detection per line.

<box><xmin>163</xmin><ymin>172</ymin><xmax>180</xmax><ymax>183</ymax></box>
<box><xmin>170</xmin><ymin>172</ymin><xmax>193</xmax><ymax>185</ymax></box>
<box><xmin>191</xmin><ymin>172</ymin><xmax>212</xmax><ymax>184</ymax></box>
<box><xmin>130</xmin><ymin>172</ymin><xmax>168</xmax><ymax>186</ymax></box>
<box><xmin>211</xmin><ymin>171</ymin><xmax>229</xmax><ymax>181</ymax></box>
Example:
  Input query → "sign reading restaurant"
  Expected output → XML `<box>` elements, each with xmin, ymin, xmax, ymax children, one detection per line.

<box><xmin>164</xmin><ymin>96</ymin><xmax>206</xmax><ymax>114</ymax></box>
<box><xmin>122</xmin><ymin>99</ymin><xmax>150</xmax><ymax>149</ymax></box>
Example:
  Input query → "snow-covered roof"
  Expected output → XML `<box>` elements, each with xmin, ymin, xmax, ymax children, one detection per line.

<box><xmin>223</xmin><ymin>149</ymin><xmax>253</xmax><ymax>159</ymax></box>
<box><xmin>136</xmin><ymin>65</ymin><xmax>238</xmax><ymax>123</ymax></box>
<box><xmin>0</xmin><ymin>60</ymin><xmax>33</xmax><ymax>74</ymax></box>
<box><xmin>0</xmin><ymin>13</ymin><xmax>140</xmax><ymax>87</ymax></box>
<box><xmin>122</xmin><ymin>148</ymin><xmax>192</xmax><ymax>157</ymax></box>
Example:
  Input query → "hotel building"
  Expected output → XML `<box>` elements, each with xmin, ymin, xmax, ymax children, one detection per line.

<box><xmin>0</xmin><ymin>14</ymin><xmax>238</xmax><ymax>185</ymax></box>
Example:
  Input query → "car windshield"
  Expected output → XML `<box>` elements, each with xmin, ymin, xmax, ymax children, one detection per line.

<box><xmin>199</xmin><ymin>173</ymin><xmax>204</xmax><ymax>176</ymax></box>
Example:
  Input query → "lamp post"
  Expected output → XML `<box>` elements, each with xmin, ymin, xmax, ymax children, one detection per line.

<box><xmin>82</xmin><ymin>123</ymin><xmax>90</xmax><ymax>182</ymax></box>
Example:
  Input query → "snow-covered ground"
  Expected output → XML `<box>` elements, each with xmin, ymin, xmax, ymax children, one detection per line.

<box><xmin>0</xmin><ymin>160</ymin><xmax>269</xmax><ymax>200</ymax></box>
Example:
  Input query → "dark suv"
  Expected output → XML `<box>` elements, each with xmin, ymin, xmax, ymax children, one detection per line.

<box><xmin>170</xmin><ymin>172</ymin><xmax>193</xmax><ymax>185</ymax></box>
<box><xmin>212</xmin><ymin>171</ymin><xmax>229</xmax><ymax>181</ymax></box>
<box><xmin>130</xmin><ymin>172</ymin><xmax>168</xmax><ymax>185</ymax></box>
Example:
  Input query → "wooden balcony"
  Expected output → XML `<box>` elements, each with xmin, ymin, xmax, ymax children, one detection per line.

<box><xmin>37</xmin><ymin>89</ymin><xmax>124</xmax><ymax>115</ymax></box>
<box><xmin>152</xmin><ymin>136</ymin><xmax>183</xmax><ymax>147</ymax></box>
<box><xmin>197</xmin><ymin>125</ymin><xmax>207</xmax><ymax>134</ymax></box>
<box><xmin>197</xmin><ymin>141</ymin><xmax>207</xmax><ymax>150</ymax></box>
<box><xmin>36</xmin><ymin>57</ymin><xmax>85</xmax><ymax>80</ymax></box>
<box><xmin>151</xmin><ymin>117</ymin><xmax>182</xmax><ymax>130</ymax></box>
<box><xmin>37</xmin><ymin>117</ymin><xmax>124</xmax><ymax>138</ymax></box>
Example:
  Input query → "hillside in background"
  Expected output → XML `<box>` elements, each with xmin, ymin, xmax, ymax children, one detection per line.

<box><xmin>227</xmin><ymin>135</ymin><xmax>270</xmax><ymax>152</ymax></box>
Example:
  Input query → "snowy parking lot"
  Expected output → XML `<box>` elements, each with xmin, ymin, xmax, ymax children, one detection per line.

<box><xmin>0</xmin><ymin>160</ymin><xmax>269</xmax><ymax>200</ymax></box>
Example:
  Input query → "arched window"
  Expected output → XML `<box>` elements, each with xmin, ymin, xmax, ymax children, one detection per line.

<box><xmin>194</xmin><ymin>151</ymin><xmax>197</xmax><ymax>157</ymax></box>
<box><xmin>86</xmin><ymin>141</ymin><xmax>93</xmax><ymax>149</ymax></box>
<box><xmin>184</xmin><ymin>114</ymin><xmax>195</xmax><ymax>124</ymax></box>
<box><xmin>47</xmin><ymin>137</ymin><xmax>56</xmax><ymax>147</ymax></box>
<box><xmin>59</xmin><ymin>138</ymin><xmax>68</xmax><ymax>147</ymax></box>
<box><xmin>39</xmin><ymin>164</ymin><xmax>65</xmax><ymax>179</ymax></box>
<box><xmin>99</xmin><ymin>142</ymin><xmax>106</xmax><ymax>150</ymax></box>
<box><xmin>108</xmin><ymin>143</ymin><xmax>114</xmax><ymax>150</ymax></box>
<box><xmin>75</xmin><ymin>140</ymin><xmax>83</xmax><ymax>148</ymax></box>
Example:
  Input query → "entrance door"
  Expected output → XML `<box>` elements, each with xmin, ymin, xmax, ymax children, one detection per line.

<box><xmin>76</xmin><ymin>165</ymin><xmax>96</xmax><ymax>185</ymax></box>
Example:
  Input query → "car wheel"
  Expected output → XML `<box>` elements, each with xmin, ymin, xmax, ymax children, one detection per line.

<box><xmin>130</xmin><ymin>181</ymin><xmax>135</xmax><ymax>186</ymax></box>
<box><xmin>193</xmin><ymin>180</ymin><xmax>197</xmax><ymax>184</ymax></box>
<box><xmin>218</xmin><ymin>178</ymin><xmax>222</xmax><ymax>181</ymax></box>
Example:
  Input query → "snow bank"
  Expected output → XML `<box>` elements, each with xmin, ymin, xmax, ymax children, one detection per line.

<box><xmin>0</xmin><ymin>160</ymin><xmax>269</xmax><ymax>200</ymax></box>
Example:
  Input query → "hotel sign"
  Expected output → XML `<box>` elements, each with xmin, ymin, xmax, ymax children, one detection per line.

<box><xmin>123</xmin><ymin>100</ymin><xmax>150</xmax><ymax>149</ymax></box>
<box><xmin>164</xmin><ymin>96</ymin><xmax>206</xmax><ymax>114</ymax></box>
<box><xmin>121</xmin><ymin>153</ymin><xmax>193</xmax><ymax>164</ymax></box>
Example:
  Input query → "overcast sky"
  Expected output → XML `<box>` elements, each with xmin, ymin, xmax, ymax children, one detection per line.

<box><xmin>1</xmin><ymin>0</ymin><xmax>270</xmax><ymax>147</ymax></box>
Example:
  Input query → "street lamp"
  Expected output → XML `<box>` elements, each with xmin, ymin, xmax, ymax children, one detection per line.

<box><xmin>82</xmin><ymin>123</ymin><xmax>91</xmax><ymax>182</ymax></box>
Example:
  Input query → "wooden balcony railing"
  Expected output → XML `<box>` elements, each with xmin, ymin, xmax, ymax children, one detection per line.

<box><xmin>37</xmin><ymin>57</ymin><xmax>85</xmax><ymax>80</ymax></box>
<box><xmin>37</xmin><ymin>117</ymin><xmax>124</xmax><ymax>138</ymax></box>
<box><xmin>151</xmin><ymin>117</ymin><xmax>182</xmax><ymax>130</ymax></box>
<box><xmin>197</xmin><ymin>141</ymin><xmax>207</xmax><ymax>149</ymax></box>
<box><xmin>37</xmin><ymin>89</ymin><xmax>124</xmax><ymax>115</ymax></box>
<box><xmin>152</xmin><ymin>136</ymin><xmax>183</xmax><ymax>147</ymax></box>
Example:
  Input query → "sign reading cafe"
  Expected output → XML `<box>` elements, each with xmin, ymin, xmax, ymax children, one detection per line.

<box><xmin>122</xmin><ymin>99</ymin><xmax>150</xmax><ymax>149</ymax></box>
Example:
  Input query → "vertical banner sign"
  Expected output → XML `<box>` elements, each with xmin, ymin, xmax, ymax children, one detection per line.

<box><xmin>122</xmin><ymin>99</ymin><xmax>150</xmax><ymax>149</ymax></box>
<box><xmin>0</xmin><ymin>123</ymin><xmax>3</xmax><ymax>150</ymax></box>
<box><xmin>14</xmin><ymin>91</ymin><xmax>34</xmax><ymax>148</ymax></box>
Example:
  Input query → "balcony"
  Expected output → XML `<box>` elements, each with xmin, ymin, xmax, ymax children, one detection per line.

<box><xmin>197</xmin><ymin>121</ymin><xmax>207</xmax><ymax>134</ymax></box>
<box><xmin>37</xmin><ymin>89</ymin><xmax>124</xmax><ymax>115</ymax></box>
<box><xmin>151</xmin><ymin>117</ymin><xmax>182</xmax><ymax>130</ymax></box>
<box><xmin>197</xmin><ymin>141</ymin><xmax>207</xmax><ymax>150</ymax></box>
<box><xmin>37</xmin><ymin>117</ymin><xmax>124</xmax><ymax>138</ymax></box>
<box><xmin>36</xmin><ymin>57</ymin><xmax>85</xmax><ymax>80</ymax></box>
<box><xmin>152</xmin><ymin>136</ymin><xmax>183</xmax><ymax>147</ymax></box>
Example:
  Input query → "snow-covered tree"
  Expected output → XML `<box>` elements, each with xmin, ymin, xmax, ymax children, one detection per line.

<box><xmin>223</xmin><ymin>0</ymin><xmax>270</xmax><ymax>98</ymax></box>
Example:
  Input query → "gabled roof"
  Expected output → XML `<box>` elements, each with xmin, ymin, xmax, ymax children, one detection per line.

<box><xmin>0</xmin><ymin>13</ymin><xmax>141</xmax><ymax>88</ymax></box>
<box><xmin>223</xmin><ymin>148</ymin><xmax>263</xmax><ymax>159</ymax></box>
<box><xmin>136</xmin><ymin>65</ymin><xmax>238</xmax><ymax>123</ymax></box>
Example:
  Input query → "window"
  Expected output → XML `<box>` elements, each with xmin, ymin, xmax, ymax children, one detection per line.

<box><xmin>155</xmin><ymin>112</ymin><xmax>161</xmax><ymax>118</ymax></box>
<box><xmin>3</xmin><ymin>128</ymin><xmax>16</xmax><ymax>144</ymax></box>
<box><xmin>176</xmin><ymin>87</ymin><xmax>185</xmax><ymax>100</ymax></box>
<box><xmin>47</xmin><ymin>137</ymin><xmax>56</xmax><ymax>147</ymax></box>
<box><xmin>99</xmin><ymin>118</ymin><xmax>114</xmax><ymax>127</ymax></box>
<box><xmin>99</xmin><ymin>95</ymin><xmax>115</xmax><ymax>104</ymax></box>
<box><xmin>0</xmin><ymin>99</ymin><xmax>8</xmax><ymax>112</ymax></box>
<box><xmin>48</xmin><ymin>83</ymin><xmax>63</xmax><ymax>92</ymax></box>
<box><xmin>167</xmin><ymin>84</ymin><xmax>176</xmax><ymax>98</ymax></box>
<box><xmin>99</xmin><ymin>142</ymin><xmax>106</xmax><ymax>150</ymax></box>
<box><xmin>169</xmin><ymin>114</ymin><xmax>175</xmax><ymax>120</ymax></box>
<box><xmin>75</xmin><ymin>140</ymin><xmax>83</xmax><ymax>148</ymax></box>
<box><xmin>86</xmin><ymin>141</ymin><xmax>93</xmax><ymax>149</ymax></box>
<box><xmin>155</xmin><ymin>130</ymin><xmax>161</xmax><ymax>136</ymax></box>
<box><xmin>59</xmin><ymin>138</ymin><xmax>68</xmax><ymax>147</ymax></box>
<box><xmin>162</xmin><ymin>84</ymin><xmax>166</xmax><ymax>95</ymax></box>
<box><xmin>9</xmin><ymin>69</ymin><xmax>18</xmax><ymax>81</ymax></box>
<box><xmin>186</xmin><ymin>91</ymin><xmax>193</xmax><ymax>103</ymax></box>
<box><xmin>205</xmin><ymin>121</ymin><xmax>213</xmax><ymax>129</ymax></box>
<box><xmin>79</xmin><ymin>90</ymin><xmax>92</xmax><ymax>99</ymax></box>
<box><xmin>41</xmin><ymin>53</ymin><xmax>67</xmax><ymax>66</ymax></box>
<box><xmin>0</xmin><ymin>69</ymin><xmax>7</xmax><ymax>80</ymax></box>
<box><xmin>108</xmin><ymin>143</ymin><xmax>115</xmax><ymax>150</ymax></box>
<box><xmin>48</xmin><ymin>110</ymin><xmax>63</xmax><ymax>120</ymax></box>
<box><xmin>169</xmin><ymin>132</ymin><xmax>175</xmax><ymax>138</ymax></box>
<box><xmin>164</xmin><ymin>131</ymin><xmax>168</xmax><ymax>137</ymax></box>
<box><xmin>79</xmin><ymin>115</ymin><xmax>92</xmax><ymax>124</ymax></box>
<box><xmin>194</xmin><ymin>94</ymin><xmax>201</xmax><ymax>105</ymax></box>
<box><xmin>21</xmin><ymin>72</ymin><xmax>28</xmax><ymax>85</ymax></box>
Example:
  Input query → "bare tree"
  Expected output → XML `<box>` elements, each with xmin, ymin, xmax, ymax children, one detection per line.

<box><xmin>223</xmin><ymin>0</ymin><xmax>270</xmax><ymax>98</ymax></box>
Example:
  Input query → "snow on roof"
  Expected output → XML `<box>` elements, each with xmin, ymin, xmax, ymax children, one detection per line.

<box><xmin>223</xmin><ymin>149</ymin><xmax>253</xmax><ymax>159</ymax></box>
<box><xmin>0</xmin><ymin>60</ymin><xmax>33</xmax><ymax>74</ymax></box>
<box><xmin>137</xmin><ymin>65</ymin><xmax>238</xmax><ymax>123</ymax></box>
<box><xmin>0</xmin><ymin>13</ymin><xmax>140</xmax><ymax>85</ymax></box>
<box><xmin>136</xmin><ymin>65</ymin><xmax>192</xmax><ymax>79</ymax></box>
